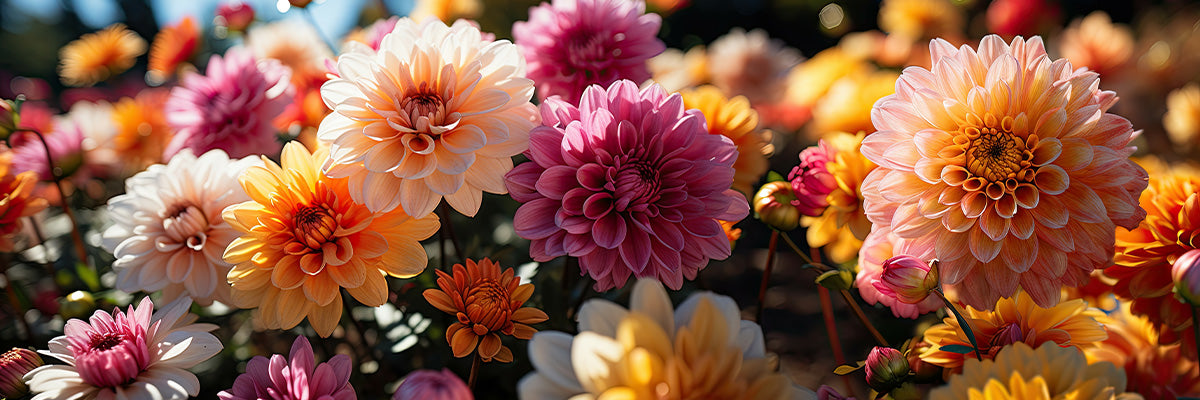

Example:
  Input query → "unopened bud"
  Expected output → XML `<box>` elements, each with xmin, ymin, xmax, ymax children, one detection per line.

<box><xmin>1172</xmin><ymin>249</ymin><xmax>1200</xmax><ymax>306</ymax></box>
<box><xmin>873</xmin><ymin>256</ymin><xmax>939</xmax><ymax>304</ymax></box>
<box><xmin>0</xmin><ymin>348</ymin><xmax>42</xmax><ymax>398</ymax></box>
<box><xmin>753</xmin><ymin>181</ymin><xmax>801</xmax><ymax>231</ymax></box>
<box><xmin>865</xmin><ymin>346</ymin><xmax>910</xmax><ymax>392</ymax></box>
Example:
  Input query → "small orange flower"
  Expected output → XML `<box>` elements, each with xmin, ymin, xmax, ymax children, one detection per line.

<box><xmin>423</xmin><ymin>259</ymin><xmax>548</xmax><ymax>363</ymax></box>
<box><xmin>147</xmin><ymin>17</ymin><xmax>200</xmax><ymax>84</ymax></box>
<box><xmin>0</xmin><ymin>151</ymin><xmax>48</xmax><ymax>251</ymax></box>
<box><xmin>111</xmin><ymin>89</ymin><xmax>172</xmax><ymax>171</ymax></box>
<box><xmin>59</xmin><ymin>24</ymin><xmax>147</xmax><ymax>87</ymax></box>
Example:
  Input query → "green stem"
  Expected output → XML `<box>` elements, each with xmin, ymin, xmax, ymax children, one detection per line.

<box><xmin>757</xmin><ymin>230</ymin><xmax>779</xmax><ymax>324</ymax></box>
<box><xmin>935</xmin><ymin>289</ymin><xmax>983</xmax><ymax>361</ymax></box>
<box><xmin>16</xmin><ymin>128</ymin><xmax>90</xmax><ymax>272</ymax></box>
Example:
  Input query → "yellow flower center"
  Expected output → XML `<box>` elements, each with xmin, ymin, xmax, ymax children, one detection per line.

<box><xmin>959</xmin><ymin>114</ymin><xmax>1039</xmax><ymax>200</ymax></box>
<box><xmin>293</xmin><ymin>205</ymin><xmax>337</xmax><ymax>249</ymax></box>
<box><xmin>463</xmin><ymin>279</ymin><xmax>513</xmax><ymax>335</ymax></box>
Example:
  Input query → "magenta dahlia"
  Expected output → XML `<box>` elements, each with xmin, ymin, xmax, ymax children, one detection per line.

<box><xmin>218</xmin><ymin>336</ymin><xmax>355</xmax><ymax>400</ymax></box>
<box><xmin>164</xmin><ymin>47</ymin><xmax>292</xmax><ymax>159</ymax></box>
<box><xmin>512</xmin><ymin>0</ymin><xmax>666</xmax><ymax>103</ymax></box>
<box><xmin>505</xmin><ymin>80</ymin><xmax>750</xmax><ymax>290</ymax></box>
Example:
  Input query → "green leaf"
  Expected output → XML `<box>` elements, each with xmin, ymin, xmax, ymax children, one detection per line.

<box><xmin>938</xmin><ymin>344</ymin><xmax>976</xmax><ymax>354</ymax></box>
<box><xmin>833</xmin><ymin>362</ymin><xmax>864</xmax><ymax>375</ymax></box>
<box><xmin>75</xmin><ymin>263</ymin><xmax>100</xmax><ymax>291</ymax></box>
<box><xmin>766</xmin><ymin>170</ymin><xmax>786</xmax><ymax>183</ymax></box>
<box><xmin>816</xmin><ymin>269</ymin><xmax>854</xmax><ymax>291</ymax></box>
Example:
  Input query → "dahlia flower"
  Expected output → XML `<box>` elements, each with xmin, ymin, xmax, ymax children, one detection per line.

<box><xmin>505</xmin><ymin>80</ymin><xmax>750</xmax><ymax>291</ymax></box>
<box><xmin>9</xmin><ymin>123</ymin><xmax>85</xmax><ymax>181</ymax></box>
<box><xmin>864</xmin><ymin>347</ymin><xmax>910</xmax><ymax>394</ymax></box>
<box><xmin>25</xmin><ymin>297</ymin><xmax>222</xmax><ymax>400</ymax></box>
<box><xmin>58</xmin><ymin>24</ymin><xmax>147</xmax><ymax>87</ymax></box>
<box><xmin>754</xmin><ymin>181</ymin><xmax>801</xmax><ymax>231</ymax></box>
<box><xmin>512</xmin><ymin>0</ymin><xmax>666</xmax><ymax>102</ymax></box>
<box><xmin>1164</xmin><ymin>83</ymin><xmax>1200</xmax><ymax>151</ymax></box>
<box><xmin>920</xmin><ymin>291</ymin><xmax>1108</xmax><ymax>371</ymax></box>
<box><xmin>986</xmin><ymin>0</ymin><xmax>1060</xmax><ymax>38</ymax></box>
<box><xmin>164</xmin><ymin>47</ymin><xmax>293</xmax><ymax>159</ymax></box>
<box><xmin>708</xmin><ymin>28</ymin><xmax>802</xmax><ymax>105</ymax></box>
<box><xmin>873</xmin><ymin>255</ymin><xmax>938</xmax><ymax>305</ymax></box>
<box><xmin>784</xmin><ymin>47</ymin><xmax>870</xmax><ymax>118</ymax></box>
<box><xmin>930</xmin><ymin>343</ymin><xmax>1136</xmax><ymax>400</ymax></box>
<box><xmin>319</xmin><ymin>18</ymin><xmax>537</xmax><ymax>217</ymax></box>
<box><xmin>215</xmin><ymin>2</ymin><xmax>254</xmax><ymax>33</ymax></box>
<box><xmin>0</xmin><ymin>152</ymin><xmax>48</xmax><ymax>252</ymax></box>
<box><xmin>102</xmin><ymin>149</ymin><xmax>261</xmax><ymax>306</ymax></box>
<box><xmin>680</xmin><ymin>85</ymin><xmax>771</xmax><ymax>196</ymax></box>
<box><xmin>223</xmin><ymin>142</ymin><xmax>439</xmax><ymax>337</ymax></box>
<box><xmin>409</xmin><ymin>0</ymin><xmax>482</xmax><ymax>22</ymax></box>
<box><xmin>246</xmin><ymin>20</ymin><xmax>332</xmax><ymax>89</ymax></box>
<box><xmin>111</xmin><ymin>89</ymin><xmax>173</xmax><ymax>171</ymax></box>
<box><xmin>393</xmin><ymin>369</ymin><xmax>471</xmax><ymax>400</ymax></box>
<box><xmin>218</xmin><ymin>336</ymin><xmax>355</xmax><ymax>400</ymax></box>
<box><xmin>0</xmin><ymin>348</ymin><xmax>40</xmax><ymax>398</ymax></box>
<box><xmin>878</xmin><ymin>0</ymin><xmax>965</xmax><ymax>40</ymax></box>
<box><xmin>1057</xmin><ymin>12</ymin><xmax>1134</xmax><ymax>79</ymax></box>
<box><xmin>147</xmin><ymin>16</ymin><xmax>200</xmax><ymax>84</ymax></box>
<box><xmin>795</xmin><ymin>131</ymin><xmax>874</xmax><ymax>263</ymax></box>
<box><xmin>1103</xmin><ymin>162</ymin><xmax>1200</xmax><ymax>351</ymax></box>
<box><xmin>518</xmin><ymin>279</ymin><xmax>816</xmax><ymax>400</ymax></box>
<box><xmin>790</xmin><ymin>139</ymin><xmax>837</xmax><ymax>217</ymax></box>
<box><xmin>855</xmin><ymin>227</ymin><xmax>941</xmax><ymax>319</ymax></box>
<box><xmin>648</xmin><ymin>46</ymin><xmax>708</xmax><ymax>94</ymax></box>
<box><xmin>808</xmin><ymin>68</ymin><xmax>898</xmax><ymax>137</ymax></box>
<box><xmin>861</xmin><ymin>35</ymin><xmax>1149</xmax><ymax>309</ymax></box>
<box><xmin>1085</xmin><ymin>304</ymin><xmax>1200</xmax><ymax>398</ymax></box>
<box><xmin>422</xmin><ymin>258</ymin><xmax>548</xmax><ymax>362</ymax></box>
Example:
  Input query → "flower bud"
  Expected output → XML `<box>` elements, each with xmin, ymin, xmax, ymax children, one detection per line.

<box><xmin>0</xmin><ymin>99</ymin><xmax>18</xmax><ymax>141</ymax></box>
<box><xmin>1172</xmin><ymin>248</ymin><xmax>1200</xmax><ymax>306</ymax></box>
<box><xmin>215</xmin><ymin>2</ymin><xmax>255</xmax><ymax>32</ymax></box>
<box><xmin>865</xmin><ymin>346</ymin><xmax>910</xmax><ymax>392</ymax></box>
<box><xmin>788</xmin><ymin>142</ymin><xmax>837</xmax><ymax>217</ymax></box>
<box><xmin>393</xmin><ymin>369</ymin><xmax>473</xmax><ymax>400</ymax></box>
<box><xmin>60</xmin><ymin>290</ymin><xmax>95</xmax><ymax>320</ymax></box>
<box><xmin>873</xmin><ymin>256</ymin><xmax>939</xmax><ymax>304</ymax></box>
<box><xmin>0</xmin><ymin>348</ymin><xmax>42</xmax><ymax>398</ymax></box>
<box><xmin>753</xmin><ymin>181</ymin><xmax>801</xmax><ymax>231</ymax></box>
<box><xmin>903</xmin><ymin>340</ymin><xmax>942</xmax><ymax>383</ymax></box>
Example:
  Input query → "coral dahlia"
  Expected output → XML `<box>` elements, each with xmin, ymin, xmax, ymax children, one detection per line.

<box><xmin>147</xmin><ymin>16</ymin><xmax>200</xmax><ymax>84</ymax></box>
<box><xmin>319</xmin><ymin>18</ymin><xmax>537</xmax><ymax>217</ymax></box>
<box><xmin>223</xmin><ymin>142</ymin><xmax>440</xmax><ymax>337</ymax></box>
<box><xmin>423</xmin><ymin>258</ymin><xmax>548</xmax><ymax>362</ymax></box>
<box><xmin>505</xmin><ymin>80</ymin><xmax>750</xmax><ymax>291</ymax></box>
<box><xmin>861</xmin><ymin>35</ymin><xmax>1148</xmax><ymax>309</ymax></box>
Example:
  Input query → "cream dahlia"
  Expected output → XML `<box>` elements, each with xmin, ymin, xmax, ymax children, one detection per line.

<box><xmin>102</xmin><ymin>149</ymin><xmax>261</xmax><ymax>306</ymax></box>
<box><xmin>861</xmin><ymin>35</ymin><xmax>1148</xmax><ymax>309</ymax></box>
<box><xmin>319</xmin><ymin>18</ymin><xmax>537</xmax><ymax>217</ymax></box>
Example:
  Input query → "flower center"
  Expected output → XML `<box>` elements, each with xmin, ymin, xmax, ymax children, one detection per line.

<box><xmin>612</xmin><ymin>159</ymin><xmax>661</xmax><ymax>212</ymax></box>
<box><xmin>566</xmin><ymin>33</ymin><xmax>616</xmax><ymax>73</ymax></box>
<box><xmin>162</xmin><ymin>204</ymin><xmax>210</xmax><ymax>250</ymax></box>
<box><xmin>89</xmin><ymin>332</ymin><xmax>124</xmax><ymax>351</ymax></box>
<box><xmin>462</xmin><ymin>279</ymin><xmax>513</xmax><ymax>334</ymax></box>
<box><xmin>293</xmin><ymin>205</ymin><xmax>337</xmax><ymax>249</ymax></box>
<box><xmin>989</xmin><ymin>322</ymin><xmax>1024</xmax><ymax>349</ymax></box>
<box><xmin>73</xmin><ymin>328</ymin><xmax>149</xmax><ymax>388</ymax></box>
<box><xmin>965</xmin><ymin>126</ymin><xmax>1025</xmax><ymax>182</ymax></box>
<box><xmin>401</xmin><ymin>84</ymin><xmax>447</xmax><ymax>129</ymax></box>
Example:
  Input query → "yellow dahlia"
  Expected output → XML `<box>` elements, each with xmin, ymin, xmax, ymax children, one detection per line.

<box><xmin>930</xmin><ymin>343</ymin><xmax>1140</xmax><ymax>400</ymax></box>
<box><xmin>408</xmin><ymin>0</ymin><xmax>482</xmax><ymax>22</ymax></box>
<box><xmin>808</xmin><ymin>68</ymin><xmax>898</xmax><ymax>137</ymax></box>
<box><xmin>222</xmin><ymin>142</ymin><xmax>440</xmax><ymax>337</ymax></box>
<box><xmin>1103</xmin><ymin>162</ymin><xmax>1200</xmax><ymax>353</ymax></box>
<box><xmin>680</xmin><ymin>85</ymin><xmax>771</xmax><ymax>196</ymax></box>
<box><xmin>1086</xmin><ymin>304</ymin><xmax>1200</xmax><ymax>398</ymax></box>
<box><xmin>921</xmin><ymin>291</ymin><xmax>1107</xmax><ymax>371</ymax></box>
<box><xmin>878</xmin><ymin>0</ymin><xmax>965</xmax><ymax>41</ymax></box>
<box><xmin>783</xmin><ymin>47</ymin><xmax>870</xmax><ymax>115</ymax></box>
<box><xmin>1164</xmin><ymin>83</ymin><xmax>1200</xmax><ymax>151</ymax></box>
<box><xmin>318</xmin><ymin>18</ymin><xmax>537</xmax><ymax>218</ymax></box>
<box><xmin>861</xmin><ymin>35</ymin><xmax>1149</xmax><ymax>309</ymax></box>
<box><xmin>799</xmin><ymin>131</ymin><xmax>874</xmax><ymax>263</ymax></box>
<box><xmin>423</xmin><ymin>258</ymin><xmax>547</xmax><ymax>363</ymax></box>
<box><xmin>59</xmin><ymin>24</ymin><xmax>147</xmax><ymax>87</ymax></box>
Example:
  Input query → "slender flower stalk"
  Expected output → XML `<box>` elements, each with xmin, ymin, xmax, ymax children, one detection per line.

<box><xmin>12</xmin><ymin>128</ymin><xmax>89</xmax><ymax>270</ymax></box>
<box><xmin>757</xmin><ymin>230</ymin><xmax>779</xmax><ymax>324</ymax></box>
<box><xmin>779</xmin><ymin>231</ymin><xmax>889</xmax><ymax>346</ymax></box>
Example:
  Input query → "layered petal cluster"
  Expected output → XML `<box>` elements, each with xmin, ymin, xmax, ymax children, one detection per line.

<box><xmin>0</xmin><ymin>152</ymin><xmax>48</xmax><ymax>252</ymax></box>
<box><xmin>930</xmin><ymin>343</ymin><xmax>1138</xmax><ymax>400</ymax></box>
<box><xmin>855</xmin><ymin>227</ymin><xmax>941</xmax><ymax>319</ymax></box>
<box><xmin>392</xmin><ymin>369</ymin><xmax>471</xmax><ymax>400</ymax></box>
<box><xmin>808</xmin><ymin>68</ymin><xmax>899</xmax><ymax>136</ymax></box>
<box><xmin>25</xmin><ymin>297</ymin><xmax>222</xmax><ymax>400</ymax></box>
<box><xmin>512</xmin><ymin>0</ymin><xmax>665</xmax><ymax>102</ymax></box>
<box><xmin>680</xmin><ymin>85</ymin><xmax>771</xmax><ymax>197</ymax></box>
<box><xmin>164</xmin><ymin>47</ymin><xmax>293</xmax><ymax>159</ymax></box>
<box><xmin>878</xmin><ymin>0</ymin><xmax>965</xmax><ymax>41</ymax></box>
<box><xmin>246</xmin><ymin>19</ymin><xmax>332</xmax><ymax>89</ymax></box>
<box><xmin>518</xmin><ymin>279</ymin><xmax>816</xmax><ymax>400</ymax></box>
<box><xmin>707</xmin><ymin>28</ymin><xmax>802</xmax><ymax>105</ymax></box>
<box><xmin>1103</xmin><ymin>162</ymin><xmax>1200</xmax><ymax>352</ymax></box>
<box><xmin>102</xmin><ymin>149</ymin><xmax>261</xmax><ymax>306</ymax></box>
<box><xmin>423</xmin><ymin>258</ymin><xmax>548</xmax><ymax>362</ymax></box>
<box><xmin>505</xmin><ymin>80</ymin><xmax>750</xmax><ymax>291</ymax></box>
<box><xmin>920</xmin><ymin>291</ymin><xmax>1108</xmax><ymax>371</ymax></box>
<box><xmin>796</xmin><ymin>131</ymin><xmax>874</xmax><ymax>263</ymax></box>
<box><xmin>218</xmin><ymin>336</ymin><xmax>355</xmax><ymax>400</ymax></box>
<box><xmin>319</xmin><ymin>18</ymin><xmax>537</xmax><ymax>217</ymax></box>
<box><xmin>223</xmin><ymin>142</ymin><xmax>440</xmax><ymax>337</ymax></box>
<box><xmin>1085</xmin><ymin>304</ymin><xmax>1200</xmax><ymax>398</ymax></box>
<box><xmin>861</xmin><ymin>35</ymin><xmax>1149</xmax><ymax>309</ymax></box>
<box><xmin>58</xmin><ymin>24</ymin><xmax>147</xmax><ymax>87</ymax></box>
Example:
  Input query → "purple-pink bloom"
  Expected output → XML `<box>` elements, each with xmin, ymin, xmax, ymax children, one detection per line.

<box><xmin>164</xmin><ymin>47</ymin><xmax>292</xmax><ymax>159</ymax></box>
<box><xmin>9</xmin><ymin>127</ymin><xmax>85</xmax><ymax>181</ymax></box>
<box><xmin>393</xmin><ymin>369</ymin><xmax>472</xmax><ymax>400</ymax></box>
<box><xmin>788</xmin><ymin>140</ymin><xmax>837</xmax><ymax>217</ymax></box>
<box><xmin>512</xmin><ymin>0</ymin><xmax>665</xmax><ymax>103</ymax></box>
<box><xmin>218</xmin><ymin>336</ymin><xmax>355</xmax><ymax>400</ymax></box>
<box><xmin>505</xmin><ymin>79</ymin><xmax>750</xmax><ymax>291</ymax></box>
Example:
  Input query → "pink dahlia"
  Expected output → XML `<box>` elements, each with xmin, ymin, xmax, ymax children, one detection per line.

<box><xmin>9</xmin><ymin>125</ymin><xmax>85</xmax><ymax>181</ymax></box>
<box><xmin>218</xmin><ymin>336</ymin><xmax>355</xmax><ymax>400</ymax></box>
<box><xmin>505</xmin><ymin>80</ymin><xmax>750</xmax><ymax>290</ymax></box>
<box><xmin>392</xmin><ymin>369</ymin><xmax>472</xmax><ymax>400</ymax></box>
<box><xmin>25</xmin><ymin>297</ymin><xmax>222</xmax><ymax>400</ymax></box>
<box><xmin>512</xmin><ymin>0</ymin><xmax>666</xmax><ymax>103</ymax></box>
<box><xmin>789</xmin><ymin>140</ymin><xmax>838</xmax><ymax>217</ymax></box>
<box><xmin>164</xmin><ymin>47</ymin><xmax>293</xmax><ymax>159</ymax></box>
<box><xmin>855</xmin><ymin>227</ymin><xmax>941</xmax><ymax>318</ymax></box>
<box><xmin>861</xmin><ymin>35</ymin><xmax>1148</xmax><ymax>309</ymax></box>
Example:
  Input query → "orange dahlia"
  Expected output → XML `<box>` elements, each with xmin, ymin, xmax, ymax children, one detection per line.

<box><xmin>807</xmin><ymin>68</ymin><xmax>898</xmax><ymax>137</ymax></box>
<box><xmin>147</xmin><ymin>17</ymin><xmax>200</xmax><ymax>84</ymax></box>
<box><xmin>423</xmin><ymin>258</ymin><xmax>547</xmax><ymax>362</ymax></box>
<box><xmin>921</xmin><ymin>290</ymin><xmax>1108</xmax><ymax>372</ymax></box>
<box><xmin>223</xmin><ymin>142</ymin><xmax>440</xmax><ymax>337</ymax></box>
<box><xmin>861</xmin><ymin>35</ymin><xmax>1149</xmax><ymax>310</ymax></box>
<box><xmin>1086</xmin><ymin>304</ymin><xmax>1200</xmax><ymax>398</ymax></box>
<box><xmin>0</xmin><ymin>151</ymin><xmax>48</xmax><ymax>252</ymax></box>
<box><xmin>1103</xmin><ymin>161</ymin><xmax>1200</xmax><ymax>354</ymax></box>
<box><xmin>680</xmin><ymin>85</ymin><xmax>771</xmax><ymax>197</ymax></box>
<box><xmin>59</xmin><ymin>24</ymin><xmax>147</xmax><ymax>87</ymax></box>
<box><xmin>111</xmin><ymin>89</ymin><xmax>172</xmax><ymax>171</ymax></box>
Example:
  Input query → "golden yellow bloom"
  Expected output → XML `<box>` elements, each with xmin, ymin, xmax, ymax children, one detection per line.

<box><xmin>808</xmin><ymin>68</ymin><xmax>898</xmax><ymax>137</ymax></box>
<box><xmin>1086</xmin><ymin>304</ymin><xmax>1200</xmax><ymax>398</ymax></box>
<box><xmin>681</xmin><ymin>85</ymin><xmax>771</xmax><ymax>196</ymax></box>
<box><xmin>111</xmin><ymin>89</ymin><xmax>172</xmax><ymax>171</ymax></box>
<box><xmin>878</xmin><ymin>0</ymin><xmax>965</xmax><ymax>41</ymax></box>
<box><xmin>921</xmin><ymin>291</ymin><xmax>1108</xmax><ymax>372</ymax></box>
<box><xmin>223</xmin><ymin>142</ymin><xmax>440</xmax><ymax>337</ymax></box>
<box><xmin>409</xmin><ymin>0</ymin><xmax>482</xmax><ymax>22</ymax></box>
<box><xmin>0</xmin><ymin>151</ymin><xmax>48</xmax><ymax>252</ymax></box>
<box><xmin>931</xmin><ymin>343</ymin><xmax>1140</xmax><ymax>400</ymax></box>
<box><xmin>59</xmin><ymin>24</ymin><xmax>147</xmax><ymax>87</ymax></box>
<box><xmin>783</xmin><ymin>47</ymin><xmax>871</xmax><ymax>117</ymax></box>
<box><xmin>800</xmin><ymin>131</ymin><xmax>874</xmax><ymax>263</ymax></box>
<box><xmin>1165</xmin><ymin>83</ymin><xmax>1200</xmax><ymax>150</ymax></box>
<box><xmin>423</xmin><ymin>258</ymin><xmax>547</xmax><ymax>363</ymax></box>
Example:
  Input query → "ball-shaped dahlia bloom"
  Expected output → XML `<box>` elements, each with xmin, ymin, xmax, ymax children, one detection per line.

<box><xmin>164</xmin><ymin>46</ymin><xmax>293</xmax><ymax>159</ymax></box>
<box><xmin>505</xmin><ymin>80</ymin><xmax>750</xmax><ymax>291</ymax></box>
<box><xmin>318</xmin><ymin>18</ymin><xmax>537</xmax><ymax>218</ymax></box>
<box><xmin>423</xmin><ymin>258</ymin><xmax>548</xmax><ymax>363</ymax></box>
<box><xmin>218</xmin><ymin>336</ymin><xmax>355</xmax><ymax>400</ymax></box>
<box><xmin>861</xmin><ymin>35</ymin><xmax>1148</xmax><ymax>309</ymax></box>
<box><xmin>512</xmin><ymin>0</ymin><xmax>666</xmax><ymax>103</ymax></box>
<box><xmin>25</xmin><ymin>297</ymin><xmax>222</xmax><ymax>400</ymax></box>
<box><xmin>392</xmin><ymin>369</ymin><xmax>471</xmax><ymax>400</ymax></box>
<box><xmin>102</xmin><ymin>149</ymin><xmax>261</xmax><ymax>306</ymax></box>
